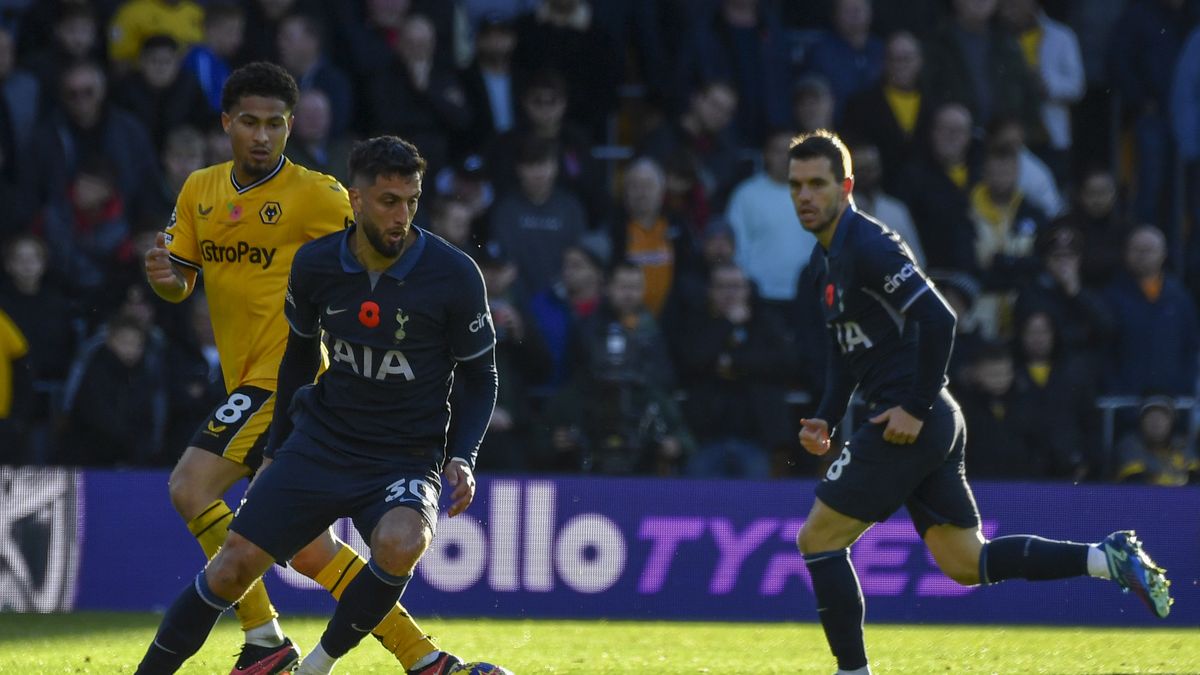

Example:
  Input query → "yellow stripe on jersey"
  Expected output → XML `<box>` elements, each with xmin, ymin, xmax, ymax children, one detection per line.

<box><xmin>167</xmin><ymin>157</ymin><xmax>353</xmax><ymax>393</ymax></box>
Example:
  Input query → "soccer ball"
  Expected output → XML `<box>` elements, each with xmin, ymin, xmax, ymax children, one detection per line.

<box><xmin>449</xmin><ymin>662</ymin><xmax>514</xmax><ymax>675</ymax></box>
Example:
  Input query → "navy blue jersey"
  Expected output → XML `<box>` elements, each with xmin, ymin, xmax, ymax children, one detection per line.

<box><xmin>809</xmin><ymin>206</ymin><xmax>946</xmax><ymax>408</ymax></box>
<box><xmin>283</xmin><ymin>225</ymin><xmax>496</xmax><ymax>464</ymax></box>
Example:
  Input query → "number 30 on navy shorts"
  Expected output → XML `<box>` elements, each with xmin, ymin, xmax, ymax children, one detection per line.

<box><xmin>187</xmin><ymin>385</ymin><xmax>275</xmax><ymax>470</ymax></box>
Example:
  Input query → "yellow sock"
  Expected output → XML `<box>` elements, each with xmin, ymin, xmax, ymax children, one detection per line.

<box><xmin>313</xmin><ymin>542</ymin><xmax>438</xmax><ymax>669</ymax></box>
<box><xmin>186</xmin><ymin>499</ymin><xmax>278</xmax><ymax>632</ymax></box>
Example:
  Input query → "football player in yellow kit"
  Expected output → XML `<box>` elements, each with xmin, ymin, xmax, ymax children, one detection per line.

<box><xmin>144</xmin><ymin>62</ymin><xmax>462</xmax><ymax>675</ymax></box>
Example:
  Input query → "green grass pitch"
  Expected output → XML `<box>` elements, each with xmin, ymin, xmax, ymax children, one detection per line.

<box><xmin>0</xmin><ymin>612</ymin><xmax>1194</xmax><ymax>673</ymax></box>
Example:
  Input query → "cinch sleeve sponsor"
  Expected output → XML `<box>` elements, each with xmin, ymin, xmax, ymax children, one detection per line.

<box><xmin>859</xmin><ymin>238</ymin><xmax>931</xmax><ymax>312</ymax></box>
<box><xmin>450</xmin><ymin>257</ymin><xmax>497</xmax><ymax>360</ymax></box>
<box><xmin>166</xmin><ymin>177</ymin><xmax>202</xmax><ymax>269</ymax></box>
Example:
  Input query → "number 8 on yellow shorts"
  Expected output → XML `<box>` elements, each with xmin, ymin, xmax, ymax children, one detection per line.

<box><xmin>187</xmin><ymin>385</ymin><xmax>275</xmax><ymax>470</ymax></box>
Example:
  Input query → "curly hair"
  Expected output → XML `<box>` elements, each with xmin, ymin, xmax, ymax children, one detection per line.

<box><xmin>348</xmin><ymin>136</ymin><xmax>427</xmax><ymax>185</ymax></box>
<box><xmin>220</xmin><ymin>61</ymin><xmax>299</xmax><ymax>113</ymax></box>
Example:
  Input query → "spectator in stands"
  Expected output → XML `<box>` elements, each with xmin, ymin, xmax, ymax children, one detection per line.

<box><xmin>661</xmin><ymin>216</ymin><xmax>738</xmax><ymax>344</ymax></box>
<box><xmin>513</xmin><ymin>0</ymin><xmax>620</xmax><ymax>141</ymax></box>
<box><xmin>467</xmin><ymin>247</ymin><xmax>551</xmax><ymax>473</ymax></box>
<box><xmin>1108</xmin><ymin>0</ymin><xmax>1194</xmax><ymax>244</ymax></box>
<box><xmin>366</xmin><ymin>13</ymin><xmax>471</xmax><ymax>175</ymax></box>
<box><xmin>639</xmin><ymin>79</ymin><xmax>742</xmax><ymax>215</ymax></box>
<box><xmin>163</xmin><ymin>291</ymin><xmax>223</xmax><ymax>460</ymax></box>
<box><xmin>0</xmin><ymin>108</ymin><xmax>31</xmax><ymax>240</ymax></box>
<box><xmin>727</xmin><ymin>128</ymin><xmax>816</xmax><ymax>306</ymax></box>
<box><xmin>802</xmin><ymin>0</ymin><xmax>883</xmax><ymax>122</ymax></box>
<box><xmin>0</xmin><ymin>305</ymin><xmax>32</xmax><ymax>464</ymax></box>
<box><xmin>1172</xmin><ymin>24</ymin><xmax>1200</xmax><ymax>302</ymax></box>
<box><xmin>58</xmin><ymin>314</ymin><xmax>167</xmax><ymax>466</ymax></box>
<box><xmin>658</xmin><ymin>150</ymin><xmax>713</xmax><ymax>238</ymax></box>
<box><xmin>842</xmin><ymin>30</ymin><xmax>933</xmax><ymax>193</ymax></box>
<box><xmin>286</xmin><ymin>88</ymin><xmax>353</xmax><ymax>184</ymax></box>
<box><xmin>461</xmin><ymin>0</ymin><xmax>539</xmax><ymax>31</ymax></box>
<box><xmin>591</xmin><ymin>0</ymin><xmax>671</xmax><ymax>109</ymax></box>
<box><xmin>427</xmin><ymin>196</ymin><xmax>477</xmax><ymax>255</ymax></box>
<box><xmin>0</xmin><ymin>25</ymin><xmax>39</xmax><ymax>156</ymax></box>
<box><xmin>790</xmin><ymin>75</ymin><xmax>835</xmax><ymax>135</ymax></box>
<box><xmin>1115</xmin><ymin>394</ymin><xmax>1199</xmax><ymax>486</ymax></box>
<box><xmin>459</xmin><ymin>15</ymin><xmax>519</xmax><ymax>153</ymax></box>
<box><xmin>673</xmin><ymin>262</ymin><xmax>792</xmax><ymax>479</ymax></box>
<box><xmin>276</xmin><ymin>12</ymin><xmax>355</xmax><ymax>137</ymax></box>
<box><xmin>1015</xmin><ymin>224</ymin><xmax>1113</xmax><ymax>372</ymax></box>
<box><xmin>159</xmin><ymin>125</ymin><xmax>206</xmax><ymax>200</ymax></box>
<box><xmin>968</xmin><ymin>142</ymin><xmax>1046</xmax><ymax>336</ymax></box>
<box><xmin>25</xmin><ymin>60</ymin><xmax>162</xmax><ymax>246</ymax></box>
<box><xmin>923</xmin><ymin>0</ymin><xmax>1043</xmax><ymax>141</ymax></box>
<box><xmin>537</xmin><ymin>261</ymin><xmax>693</xmax><ymax>475</ymax></box>
<box><xmin>1050</xmin><ymin>167</ymin><xmax>1129</xmax><ymax>288</ymax></box>
<box><xmin>1102</xmin><ymin>225</ymin><xmax>1199</xmax><ymax>398</ymax></box>
<box><xmin>870</xmin><ymin>0</ymin><xmax>949</xmax><ymax>42</ymax></box>
<box><xmin>998</xmin><ymin>0</ymin><xmax>1085</xmax><ymax>184</ymax></box>
<box><xmin>24</xmin><ymin>3</ymin><xmax>102</xmax><ymax>109</ymax></box>
<box><xmin>486</xmin><ymin>68</ymin><xmax>608</xmax><ymax>227</ymax></box>
<box><xmin>676</xmin><ymin>0</ymin><xmax>793</xmax><ymax>146</ymax></box>
<box><xmin>236</xmin><ymin>0</ymin><xmax>308</xmax><ymax>64</ymax></box>
<box><xmin>1011</xmin><ymin>308</ymin><xmax>1098</xmax><ymax>479</ymax></box>
<box><xmin>488</xmin><ymin>136</ymin><xmax>587</xmax><ymax>295</ymax></box>
<box><xmin>848</xmin><ymin>139</ymin><xmax>925</xmax><ymax>267</ymax></box>
<box><xmin>45</xmin><ymin>158</ymin><xmax>136</xmax><ymax>297</ymax></box>
<box><xmin>433</xmin><ymin>153</ymin><xmax>495</xmax><ymax>236</ymax></box>
<box><xmin>180</xmin><ymin>2</ymin><xmax>245</xmax><ymax>114</ymax></box>
<box><xmin>986</xmin><ymin>116</ymin><xmax>1065</xmax><ymax>219</ymax></box>
<box><xmin>0</xmin><ymin>234</ymin><xmax>81</xmax><ymax>395</ymax></box>
<box><xmin>112</xmin><ymin>34</ymin><xmax>211</xmax><ymax>152</ymax></box>
<box><xmin>610</xmin><ymin>157</ymin><xmax>699</xmax><ymax>317</ymax></box>
<box><xmin>529</xmin><ymin>237</ymin><xmax>608</xmax><ymax>394</ymax></box>
<box><xmin>895</xmin><ymin>102</ymin><xmax>978</xmax><ymax>273</ymax></box>
<box><xmin>1065</xmin><ymin>0</ymin><xmax>1126</xmax><ymax>173</ymax></box>
<box><xmin>328</xmin><ymin>0</ymin><xmax>460</xmax><ymax>95</ymax></box>
<box><xmin>107</xmin><ymin>0</ymin><xmax>204</xmax><ymax>71</ymax></box>
<box><xmin>960</xmin><ymin>341</ymin><xmax>1039</xmax><ymax>478</ymax></box>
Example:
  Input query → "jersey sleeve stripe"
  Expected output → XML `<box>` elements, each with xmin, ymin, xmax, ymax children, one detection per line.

<box><xmin>453</xmin><ymin>342</ymin><xmax>496</xmax><ymax>362</ymax></box>
<box><xmin>899</xmin><ymin>285</ymin><xmax>930</xmax><ymax>312</ymax></box>
<box><xmin>285</xmin><ymin>315</ymin><xmax>320</xmax><ymax>338</ymax></box>
<box><xmin>169</xmin><ymin>253</ymin><xmax>203</xmax><ymax>272</ymax></box>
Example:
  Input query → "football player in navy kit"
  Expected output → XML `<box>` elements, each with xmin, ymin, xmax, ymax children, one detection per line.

<box><xmin>136</xmin><ymin>136</ymin><xmax>498</xmax><ymax>675</ymax></box>
<box><xmin>788</xmin><ymin>130</ymin><xmax>1172</xmax><ymax>675</ymax></box>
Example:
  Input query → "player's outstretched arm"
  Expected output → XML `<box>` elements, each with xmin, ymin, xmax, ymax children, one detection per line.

<box><xmin>144</xmin><ymin>232</ymin><xmax>197</xmax><ymax>303</ymax></box>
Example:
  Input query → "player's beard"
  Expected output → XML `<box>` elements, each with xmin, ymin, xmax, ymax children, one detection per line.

<box><xmin>362</xmin><ymin>217</ymin><xmax>407</xmax><ymax>258</ymax></box>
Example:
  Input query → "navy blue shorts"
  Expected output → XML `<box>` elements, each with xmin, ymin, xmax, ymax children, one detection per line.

<box><xmin>229</xmin><ymin>431</ymin><xmax>442</xmax><ymax>562</ymax></box>
<box><xmin>814</xmin><ymin>389</ymin><xmax>980</xmax><ymax>537</ymax></box>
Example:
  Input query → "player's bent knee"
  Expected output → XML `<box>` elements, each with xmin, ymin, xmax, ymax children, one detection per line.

<box><xmin>205</xmin><ymin>533</ymin><xmax>274</xmax><ymax>600</ymax></box>
<box><xmin>370</xmin><ymin>513</ymin><xmax>432</xmax><ymax>576</ymax></box>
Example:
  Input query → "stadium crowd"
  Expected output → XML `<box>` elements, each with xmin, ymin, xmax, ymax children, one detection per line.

<box><xmin>0</xmin><ymin>0</ymin><xmax>1198</xmax><ymax>485</ymax></box>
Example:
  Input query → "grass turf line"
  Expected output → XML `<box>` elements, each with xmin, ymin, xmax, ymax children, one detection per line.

<box><xmin>0</xmin><ymin>613</ymin><xmax>1195</xmax><ymax>674</ymax></box>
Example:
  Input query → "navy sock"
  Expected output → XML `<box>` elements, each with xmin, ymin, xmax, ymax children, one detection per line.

<box><xmin>804</xmin><ymin>549</ymin><xmax>868</xmax><ymax>671</ymax></box>
<box><xmin>135</xmin><ymin>573</ymin><xmax>231</xmax><ymax>674</ymax></box>
<box><xmin>320</xmin><ymin>559</ymin><xmax>410</xmax><ymax>658</ymax></box>
<box><xmin>980</xmin><ymin>535</ymin><xmax>1090</xmax><ymax>584</ymax></box>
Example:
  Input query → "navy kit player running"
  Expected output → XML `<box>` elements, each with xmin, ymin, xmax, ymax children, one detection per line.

<box><xmin>788</xmin><ymin>131</ymin><xmax>1172</xmax><ymax>675</ymax></box>
<box><xmin>136</xmin><ymin>136</ymin><xmax>498</xmax><ymax>675</ymax></box>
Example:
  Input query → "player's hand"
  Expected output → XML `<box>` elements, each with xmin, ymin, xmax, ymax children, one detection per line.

<box><xmin>443</xmin><ymin>458</ymin><xmax>476</xmax><ymax>517</ymax></box>
<box><xmin>869</xmin><ymin>406</ymin><xmax>924</xmax><ymax>445</ymax></box>
<box><xmin>798</xmin><ymin>418</ymin><xmax>831</xmax><ymax>456</ymax></box>
<box><xmin>145</xmin><ymin>232</ymin><xmax>183</xmax><ymax>290</ymax></box>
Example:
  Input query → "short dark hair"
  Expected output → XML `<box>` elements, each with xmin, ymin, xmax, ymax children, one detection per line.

<box><xmin>788</xmin><ymin>129</ymin><xmax>852</xmax><ymax>183</ymax></box>
<box><xmin>348</xmin><ymin>135</ymin><xmax>427</xmax><ymax>185</ymax></box>
<box><xmin>220</xmin><ymin>61</ymin><xmax>299</xmax><ymax>113</ymax></box>
<box><xmin>141</xmin><ymin>34</ymin><xmax>180</xmax><ymax>54</ymax></box>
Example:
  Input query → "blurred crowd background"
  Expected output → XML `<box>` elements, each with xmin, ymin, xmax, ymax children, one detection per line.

<box><xmin>0</xmin><ymin>0</ymin><xmax>1198</xmax><ymax>486</ymax></box>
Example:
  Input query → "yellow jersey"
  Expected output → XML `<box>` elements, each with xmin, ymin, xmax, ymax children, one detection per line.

<box><xmin>108</xmin><ymin>0</ymin><xmax>205</xmax><ymax>65</ymax></box>
<box><xmin>165</xmin><ymin>156</ymin><xmax>352</xmax><ymax>393</ymax></box>
<box><xmin>0</xmin><ymin>308</ymin><xmax>28</xmax><ymax>418</ymax></box>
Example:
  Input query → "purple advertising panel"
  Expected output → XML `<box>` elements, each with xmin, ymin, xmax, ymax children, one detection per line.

<box><xmin>5</xmin><ymin>467</ymin><xmax>1195</xmax><ymax>625</ymax></box>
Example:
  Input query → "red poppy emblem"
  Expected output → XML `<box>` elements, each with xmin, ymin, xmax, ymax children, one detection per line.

<box><xmin>359</xmin><ymin>300</ymin><xmax>380</xmax><ymax>327</ymax></box>
<box><xmin>825</xmin><ymin>284</ymin><xmax>835</xmax><ymax>307</ymax></box>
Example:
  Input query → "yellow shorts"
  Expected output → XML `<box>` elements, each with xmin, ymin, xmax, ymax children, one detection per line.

<box><xmin>187</xmin><ymin>385</ymin><xmax>275</xmax><ymax>470</ymax></box>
